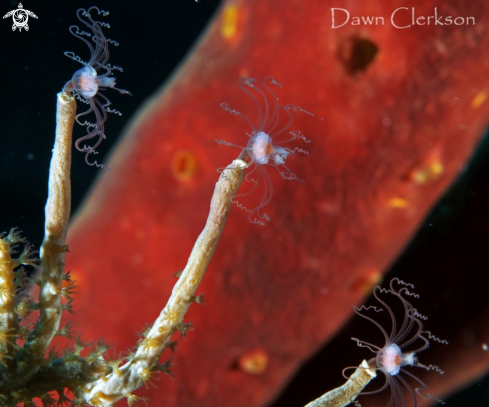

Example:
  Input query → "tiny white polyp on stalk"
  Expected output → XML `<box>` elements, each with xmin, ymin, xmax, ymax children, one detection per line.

<box><xmin>343</xmin><ymin>278</ymin><xmax>448</xmax><ymax>407</ymax></box>
<box><xmin>63</xmin><ymin>6</ymin><xmax>130</xmax><ymax>170</ymax></box>
<box><xmin>216</xmin><ymin>76</ymin><xmax>312</xmax><ymax>225</ymax></box>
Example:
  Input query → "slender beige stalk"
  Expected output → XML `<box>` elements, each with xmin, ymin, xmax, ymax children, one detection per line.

<box><xmin>27</xmin><ymin>91</ymin><xmax>74</xmax><ymax>357</ymax></box>
<box><xmin>79</xmin><ymin>159</ymin><xmax>247</xmax><ymax>406</ymax></box>
<box><xmin>0</xmin><ymin>92</ymin><xmax>76</xmax><ymax>405</ymax></box>
<box><xmin>304</xmin><ymin>361</ymin><xmax>376</xmax><ymax>407</ymax></box>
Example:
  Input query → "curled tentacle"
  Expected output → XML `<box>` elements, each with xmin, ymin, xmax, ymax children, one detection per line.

<box><xmin>218</xmin><ymin>77</ymin><xmax>312</xmax><ymax>224</ymax></box>
<box><xmin>63</xmin><ymin>7</ymin><xmax>129</xmax><ymax>169</ymax></box>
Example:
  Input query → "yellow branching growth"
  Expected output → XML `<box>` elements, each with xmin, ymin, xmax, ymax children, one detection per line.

<box><xmin>0</xmin><ymin>230</ymin><xmax>37</xmax><ymax>366</ymax></box>
<box><xmin>0</xmin><ymin>93</ymin><xmax>110</xmax><ymax>405</ymax></box>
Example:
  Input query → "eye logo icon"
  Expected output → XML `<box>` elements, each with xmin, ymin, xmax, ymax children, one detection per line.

<box><xmin>3</xmin><ymin>3</ymin><xmax>37</xmax><ymax>32</ymax></box>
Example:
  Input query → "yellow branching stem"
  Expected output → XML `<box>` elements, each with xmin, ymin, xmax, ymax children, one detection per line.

<box><xmin>0</xmin><ymin>234</ymin><xmax>20</xmax><ymax>359</ymax></box>
<box><xmin>0</xmin><ymin>230</ymin><xmax>36</xmax><ymax>365</ymax></box>
<box><xmin>304</xmin><ymin>361</ymin><xmax>376</xmax><ymax>407</ymax></box>
<box><xmin>78</xmin><ymin>160</ymin><xmax>246</xmax><ymax>406</ymax></box>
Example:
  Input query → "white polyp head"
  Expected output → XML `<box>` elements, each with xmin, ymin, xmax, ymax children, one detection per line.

<box><xmin>71</xmin><ymin>65</ymin><xmax>99</xmax><ymax>98</ymax></box>
<box><xmin>250</xmin><ymin>131</ymin><xmax>272</xmax><ymax>164</ymax></box>
<box><xmin>248</xmin><ymin>131</ymin><xmax>290</xmax><ymax>165</ymax></box>
<box><xmin>378</xmin><ymin>344</ymin><xmax>415</xmax><ymax>376</ymax></box>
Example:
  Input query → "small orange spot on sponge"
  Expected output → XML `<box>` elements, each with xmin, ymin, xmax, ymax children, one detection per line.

<box><xmin>220</xmin><ymin>5</ymin><xmax>239</xmax><ymax>40</ymax></box>
<box><xmin>407</xmin><ymin>161</ymin><xmax>444</xmax><ymax>185</ymax></box>
<box><xmin>406</xmin><ymin>147</ymin><xmax>444</xmax><ymax>185</ymax></box>
<box><xmin>388</xmin><ymin>197</ymin><xmax>408</xmax><ymax>208</ymax></box>
<box><xmin>171</xmin><ymin>150</ymin><xmax>196</xmax><ymax>181</ymax></box>
<box><xmin>472</xmin><ymin>91</ymin><xmax>488</xmax><ymax>108</ymax></box>
<box><xmin>219</xmin><ymin>3</ymin><xmax>247</xmax><ymax>46</ymax></box>
<box><xmin>350</xmin><ymin>270</ymin><xmax>382</xmax><ymax>295</ymax></box>
<box><xmin>238</xmin><ymin>348</ymin><xmax>269</xmax><ymax>375</ymax></box>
